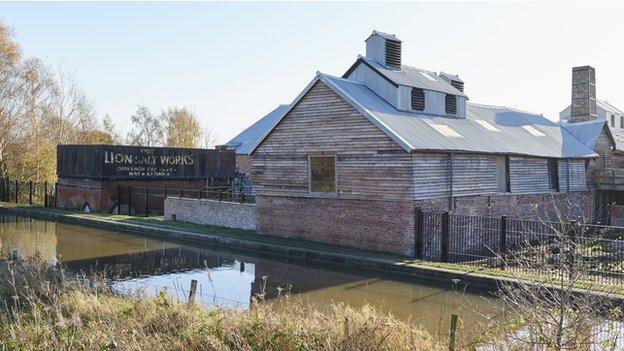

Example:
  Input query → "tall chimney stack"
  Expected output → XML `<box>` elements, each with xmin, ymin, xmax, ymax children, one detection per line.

<box><xmin>569</xmin><ymin>66</ymin><xmax>597</xmax><ymax>123</ymax></box>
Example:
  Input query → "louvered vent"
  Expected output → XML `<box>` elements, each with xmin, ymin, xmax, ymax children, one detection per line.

<box><xmin>445</xmin><ymin>94</ymin><xmax>457</xmax><ymax>115</ymax></box>
<box><xmin>450</xmin><ymin>80</ymin><xmax>464</xmax><ymax>92</ymax></box>
<box><xmin>411</xmin><ymin>88</ymin><xmax>425</xmax><ymax>111</ymax></box>
<box><xmin>385</xmin><ymin>40</ymin><xmax>401</xmax><ymax>68</ymax></box>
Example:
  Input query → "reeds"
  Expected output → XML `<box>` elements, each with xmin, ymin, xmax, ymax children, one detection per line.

<box><xmin>0</xmin><ymin>259</ymin><xmax>443</xmax><ymax>351</ymax></box>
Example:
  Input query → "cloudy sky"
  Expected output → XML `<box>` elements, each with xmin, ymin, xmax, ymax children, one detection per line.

<box><xmin>2</xmin><ymin>2</ymin><xmax>623</xmax><ymax>144</ymax></box>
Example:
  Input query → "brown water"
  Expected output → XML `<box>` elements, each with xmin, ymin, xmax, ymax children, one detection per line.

<box><xmin>0</xmin><ymin>215</ymin><xmax>497</xmax><ymax>337</ymax></box>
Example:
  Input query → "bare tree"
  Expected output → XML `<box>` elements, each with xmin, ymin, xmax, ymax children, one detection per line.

<box><xmin>462</xmin><ymin>197</ymin><xmax>624</xmax><ymax>350</ymax></box>
<box><xmin>127</xmin><ymin>105</ymin><xmax>164</xmax><ymax>147</ymax></box>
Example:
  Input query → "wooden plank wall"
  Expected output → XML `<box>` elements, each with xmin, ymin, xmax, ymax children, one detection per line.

<box><xmin>509</xmin><ymin>157</ymin><xmax>550</xmax><ymax>194</ymax></box>
<box><xmin>251</xmin><ymin>81</ymin><xmax>414</xmax><ymax>201</ymax></box>
<box><xmin>558</xmin><ymin>159</ymin><xmax>587</xmax><ymax>192</ymax></box>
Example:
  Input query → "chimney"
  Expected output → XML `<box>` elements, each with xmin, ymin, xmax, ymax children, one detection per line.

<box><xmin>569</xmin><ymin>66</ymin><xmax>597</xmax><ymax>123</ymax></box>
<box><xmin>365</xmin><ymin>31</ymin><xmax>402</xmax><ymax>69</ymax></box>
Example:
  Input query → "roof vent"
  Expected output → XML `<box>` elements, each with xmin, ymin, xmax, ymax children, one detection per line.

<box><xmin>440</xmin><ymin>72</ymin><xmax>464</xmax><ymax>93</ymax></box>
<box><xmin>365</xmin><ymin>30</ymin><xmax>402</xmax><ymax>69</ymax></box>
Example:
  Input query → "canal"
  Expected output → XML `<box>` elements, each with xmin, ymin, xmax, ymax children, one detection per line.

<box><xmin>0</xmin><ymin>215</ymin><xmax>496</xmax><ymax>337</ymax></box>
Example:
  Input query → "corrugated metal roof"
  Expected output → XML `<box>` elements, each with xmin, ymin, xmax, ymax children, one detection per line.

<box><xmin>322</xmin><ymin>74</ymin><xmax>595</xmax><ymax>158</ymax></box>
<box><xmin>599</xmin><ymin>100</ymin><xmax>624</xmax><ymax>115</ymax></box>
<box><xmin>366</xmin><ymin>30</ymin><xmax>401</xmax><ymax>42</ymax></box>
<box><xmin>610</xmin><ymin>128</ymin><xmax>624</xmax><ymax>150</ymax></box>
<box><xmin>348</xmin><ymin>57</ymin><xmax>468</xmax><ymax>98</ymax></box>
<box><xmin>226</xmin><ymin>105</ymin><xmax>289</xmax><ymax>155</ymax></box>
<box><xmin>559</xmin><ymin>119</ymin><xmax>607</xmax><ymax>150</ymax></box>
<box><xmin>245</xmin><ymin>73</ymin><xmax>598</xmax><ymax>159</ymax></box>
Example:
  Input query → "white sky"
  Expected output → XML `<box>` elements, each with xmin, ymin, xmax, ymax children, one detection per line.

<box><xmin>1</xmin><ymin>2</ymin><xmax>623</xmax><ymax>145</ymax></box>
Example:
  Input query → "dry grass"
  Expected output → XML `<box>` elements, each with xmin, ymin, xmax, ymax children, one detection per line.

<box><xmin>0</xmin><ymin>259</ymin><xmax>443</xmax><ymax>351</ymax></box>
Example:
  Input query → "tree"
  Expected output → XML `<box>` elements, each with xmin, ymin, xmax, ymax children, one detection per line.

<box><xmin>463</xmin><ymin>197</ymin><xmax>624</xmax><ymax>350</ymax></box>
<box><xmin>127</xmin><ymin>106</ymin><xmax>164</xmax><ymax>147</ymax></box>
<box><xmin>164</xmin><ymin>107</ymin><xmax>202</xmax><ymax>148</ymax></box>
<box><xmin>101</xmin><ymin>114</ymin><xmax>121</xmax><ymax>144</ymax></box>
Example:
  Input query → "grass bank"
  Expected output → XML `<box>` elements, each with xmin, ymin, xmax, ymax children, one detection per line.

<box><xmin>0</xmin><ymin>259</ymin><xmax>443</xmax><ymax>351</ymax></box>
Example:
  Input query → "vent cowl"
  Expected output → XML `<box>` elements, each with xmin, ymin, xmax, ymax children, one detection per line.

<box><xmin>365</xmin><ymin>30</ymin><xmax>402</xmax><ymax>70</ymax></box>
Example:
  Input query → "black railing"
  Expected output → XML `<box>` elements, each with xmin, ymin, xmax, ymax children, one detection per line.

<box><xmin>116</xmin><ymin>184</ymin><xmax>254</xmax><ymax>217</ymax></box>
<box><xmin>414</xmin><ymin>209</ymin><xmax>624</xmax><ymax>286</ymax></box>
<box><xmin>0</xmin><ymin>178</ymin><xmax>56</xmax><ymax>207</ymax></box>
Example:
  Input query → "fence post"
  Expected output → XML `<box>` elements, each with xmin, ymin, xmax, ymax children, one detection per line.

<box><xmin>179</xmin><ymin>188</ymin><xmax>183</xmax><ymax>198</ymax></box>
<box><xmin>198</xmin><ymin>189</ymin><xmax>202</xmax><ymax>200</ymax></box>
<box><xmin>441</xmin><ymin>212</ymin><xmax>450</xmax><ymax>263</ymax></box>
<box><xmin>415</xmin><ymin>208</ymin><xmax>424</xmax><ymax>259</ymax></box>
<box><xmin>500</xmin><ymin>215</ymin><xmax>507</xmax><ymax>270</ymax></box>
<box><xmin>44</xmin><ymin>181</ymin><xmax>48</xmax><ymax>207</ymax></box>
<box><xmin>164</xmin><ymin>187</ymin><xmax>167</xmax><ymax>199</ymax></box>
<box><xmin>218</xmin><ymin>190</ymin><xmax>223</xmax><ymax>202</ymax></box>
<box><xmin>117</xmin><ymin>185</ymin><xmax>121</xmax><ymax>215</ymax></box>
<box><xmin>128</xmin><ymin>186</ymin><xmax>132</xmax><ymax>215</ymax></box>
<box><xmin>15</xmin><ymin>180</ymin><xmax>18</xmax><ymax>204</ymax></box>
<box><xmin>239</xmin><ymin>188</ymin><xmax>245</xmax><ymax>204</ymax></box>
<box><xmin>187</xmin><ymin>279</ymin><xmax>198</xmax><ymax>307</ymax></box>
<box><xmin>54</xmin><ymin>183</ymin><xmax>58</xmax><ymax>207</ymax></box>
<box><xmin>568</xmin><ymin>220</ymin><xmax>577</xmax><ymax>279</ymax></box>
<box><xmin>448</xmin><ymin>313</ymin><xmax>458</xmax><ymax>351</ymax></box>
<box><xmin>144</xmin><ymin>187</ymin><xmax>149</xmax><ymax>217</ymax></box>
<box><xmin>28</xmin><ymin>181</ymin><xmax>33</xmax><ymax>205</ymax></box>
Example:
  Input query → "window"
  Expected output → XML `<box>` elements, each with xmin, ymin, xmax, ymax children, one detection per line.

<box><xmin>497</xmin><ymin>156</ymin><xmax>511</xmax><ymax>193</ymax></box>
<box><xmin>547</xmin><ymin>159</ymin><xmax>560</xmax><ymax>192</ymax></box>
<box><xmin>445</xmin><ymin>94</ymin><xmax>457</xmax><ymax>115</ymax></box>
<box><xmin>411</xmin><ymin>88</ymin><xmax>425</xmax><ymax>111</ymax></box>
<box><xmin>309</xmin><ymin>156</ymin><xmax>336</xmax><ymax>193</ymax></box>
<box><xmin>620</xmin><ymin>116</ymin><xmax>624</xmax><ymax>129</ymax></box>
<box><xmin>475</xmin><ymin>119</ymin><xmax>501</xmax><ymax>132</ymax></box>
<box><xmin>611</xmin><ymin>114</ymin><xmax>616</xmax><ymax>127</ymax></box>
<box><xmin>430</xmin><ymin>124</ymin><xmax>463</xmax><ymax>138</ymax></box>
<box><xmin>522</xmin><ymin>125</ymin><xmax>546</xmax><ymax>137</ymax></box>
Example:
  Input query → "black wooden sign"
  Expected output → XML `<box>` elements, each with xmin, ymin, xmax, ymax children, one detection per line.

<box><xmin>57</xmin><ymin>145</ymin><xmax>235</xmax><ymax>180</ymax></box>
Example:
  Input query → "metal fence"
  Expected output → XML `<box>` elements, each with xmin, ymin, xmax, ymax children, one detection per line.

<box><xmin>415</xmin><ymin>209</ymin><xmax>624</xmax><ymax>286</ymax></box>
<box><xmin>116</xmin><ymin>184</ymin><xmax>254</xmax><ymax>217</ymax></box>
<box><xmin>0</xmin><ymin>178</ymin><xmax>56</xmax><ymax>207</ymax></box>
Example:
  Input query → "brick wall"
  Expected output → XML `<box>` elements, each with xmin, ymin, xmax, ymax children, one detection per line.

<box><xmin>165</xmin><ymin>197</ymin><xmax>258</xmax><ymax>231</ymax></box>
<box><xmin>256</xmin><ymin>195</ymin><xmax>416</xmax><ymax>256</ymax></box>
<box><xmin>57</xmin><ymin>178</ymin><xmax>208</xmax><ymax>213</ymax></box>
<box><xmin>414</xmin><ymin>191</ymin><xmax>593</xmax><ymax>220</ymax></box>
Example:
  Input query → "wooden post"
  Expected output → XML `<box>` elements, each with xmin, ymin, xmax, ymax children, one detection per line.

<box><xmin>144</xmin><ymin>187</ymin><xmax>149</xmax><ymax>217</ymax></box>
<box><xmin>239</xmin><ymin>188</ymin><xmax>245</xmax><ymax>203</ymax></box>
<box><xmin>441</xmin><ymin>212</ymin><xmax>450</xmax><ymax>263</ymax></box>
<box><xmin>117</xmin><ymin>185</ymin><xmax>121</xmax><ymax>215</ymax></box>
<box><xmin>128</xmin><ymin>186</ymin><xmax>133</xmax><ymax>215</ymax></box>
<box><xmin>28</xmin><ymin>181</ymin><xmax>33</xmax><ymax>205</ymax></box>
<box><xmin>568</xmin><ymin>220</ymin><xmax>577</xmax><ymax>279</ymax></box>
<box><xmin>448</xmin><ymin>314</ymin><xmax>458</xmax><ymax>351</ymax></box>
<box><xmin>187</xmin><ymin>279</ymin><xmax>198</xmax><ymax>307</ymax></box>
<box><xmin>54</xmin><ymin>182</ymin><xmax>58</xmax><ymax>207</ymax></box>
<box><xmin>15</xmin><ymin>180</ymin><xmax>18</xmax><ymax>204</ymax></box>
<box><xmin>198</xmin><ymin>189</ymin><xmax>202</xmax><ymax>199</ymax></box>
<box><xmin>500</xmin><ymin>216</ymin><xmax>507</xmax><ymax>270</ymax></box>
<box><xmin>415</xmin><ymin>208</ymin><xmax>424</xmax><ymax>259</ymax></box>
<box><xmin>164</xmin><ymin>187</ymin><xmax>168</xmax><ymax>199</ymax></box>
<box><xmin>448</xmin><ymin>153</ymin><xmax>454</xmax><ymax>210</ymax></box>
<box><xmin>218</xmin><ymin>190</ymin><xmax>223</xmax><ymax>202</ymax></box>
<box><xmin>44</xmin><ymin>181</ymin><xmax>48</xmax><ymax>207</ymax></box>
<box><xmin>179</xmin><ymin>188</ymin><xmax>183</xmax><ymax>198</ymax></box>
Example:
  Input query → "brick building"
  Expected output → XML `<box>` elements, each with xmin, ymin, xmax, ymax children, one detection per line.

<box><xmin>228</xmin><ymin>31</ymin><xmax>602</xmax><ymax>256</ymax></box>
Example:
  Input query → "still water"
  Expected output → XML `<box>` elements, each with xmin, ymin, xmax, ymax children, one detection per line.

<box><xmin>0</xmin><ymin>215</ymin><xmax>496</xmax><ymax>336</ymax></box>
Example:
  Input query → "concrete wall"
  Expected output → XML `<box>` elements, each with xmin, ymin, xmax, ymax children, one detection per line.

<box><xmin>165</xmin><ymin>197</ymin><xmax>258</xmax><ymax>231</ymax></box>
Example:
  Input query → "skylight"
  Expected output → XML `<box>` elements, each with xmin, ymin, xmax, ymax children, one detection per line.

<box><xmin>430</xmin><ymin>124</ymin><xmax>463</xmax><ymax>138</ymax></box>
<box><xmin>475</xmin><ymin>120</ymin><xmax>501</xmax><ymax>132</ymax></box>
<box><xmin>419</xmin><ymin>71</ymin><xmax>437</xmax><ymax>82</ymax></box>
<box><xmin>522</xmin><ymin>125</ymin><xmax>546</xmax><ymax>136</ymax></box>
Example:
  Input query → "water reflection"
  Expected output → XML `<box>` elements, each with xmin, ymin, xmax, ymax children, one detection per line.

<box><xmin>0</xmin><ymin>215</ymin><xmax>495</xmax><ymax>335</ymax></box>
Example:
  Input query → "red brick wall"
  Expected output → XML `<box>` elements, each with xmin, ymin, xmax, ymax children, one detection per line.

<box><xmin>57</xmin><ymin>178</ymin><xmax>209</xmax><ymax>213</ymax></box>
<box><xmin>256</xmin><ymin>195</ymin><xmax>416</xmax><ymax>256</ymax></box>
